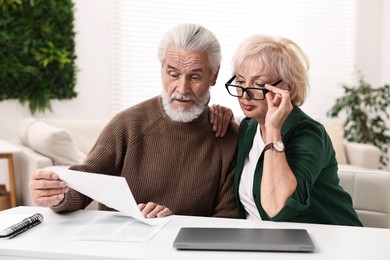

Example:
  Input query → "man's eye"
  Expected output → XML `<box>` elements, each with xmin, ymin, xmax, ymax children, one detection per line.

<box><xmin>190</xmin><ymin>75</ymin><xmax>200</xmax><ymax>80</ymax></box>
<box><xmin>235</xmin><ymin>80</ymin><xmax>245</xmax><ymax>85</ymax></box>
<box><xmin>169</xmin><ymin>73</ymin><xmax>179</xmax><ymax>78</ymax></box>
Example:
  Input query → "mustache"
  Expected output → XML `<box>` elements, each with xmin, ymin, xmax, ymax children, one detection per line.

<box><xmin>171</xmin><ymin>92</ymin><xmax>195</xmax><ymax>102</ymax></box>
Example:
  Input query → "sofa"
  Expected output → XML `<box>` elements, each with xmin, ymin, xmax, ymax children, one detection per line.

<box><xmin>10</xmin><ymin>117</ymin><xmax>390</xmax><ymax>228</ymax></box>
<box><xmin>13</xmin><ymin>117</ymin><xmax>108</xmax><ymax>208</ymax></box>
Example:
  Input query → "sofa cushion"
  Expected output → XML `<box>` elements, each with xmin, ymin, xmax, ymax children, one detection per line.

<box><xmin>338</xmin><ymin>169</ymin><xmax>390</xmax><ymax>228</ymax></box>
<box><xmin>18</xmin><ymin>118</ymin><xmax>86</xmax><ymax>165</ymax></box>
<box><xmin>322</xmin><ymin>122</ymin><xmax>348</xmax><ymax>164</ymax></box>
<box><xmin>344</xmin><ymin>141</ymin><xmax>381</xmax><ymax>169</ymax></box>
<box><xmin>44</xmin><ymin>118</ymin><xmax>107</xmax><ymax>155</ymax></box>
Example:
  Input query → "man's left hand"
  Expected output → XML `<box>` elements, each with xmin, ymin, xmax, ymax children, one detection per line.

<box><xmin>138</xmin><ymin>202</ymin><xmax>173</xmax><ymax>218</ymax></box>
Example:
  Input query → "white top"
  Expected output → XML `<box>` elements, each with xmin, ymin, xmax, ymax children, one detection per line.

<box><xmin>239</xmin><ymin>125</ymin><xmax>264</xmax><ymax>220</ymax></box>
<box><xmin>0</xmin><ymin>140</ymin><xmax>21</xmax><ymax>154</ymax></box>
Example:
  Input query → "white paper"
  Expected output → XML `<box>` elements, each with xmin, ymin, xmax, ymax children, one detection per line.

<box><xmin>63</xmin><ymin>215</ymin><xmax>166</xmax><ymax>242</ymax></box>
<box><xmin>51</xmin><ymin>167</ymin><xmax>171</xmax><ymax>226</ymax></box>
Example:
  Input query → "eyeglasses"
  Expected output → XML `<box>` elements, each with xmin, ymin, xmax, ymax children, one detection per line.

<box><xmin>225</xmin><ymin>75</ymin><xmax>283</xmax><ymax>100</ymax></box>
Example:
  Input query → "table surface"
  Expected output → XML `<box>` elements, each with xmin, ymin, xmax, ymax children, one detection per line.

<box><xmin>1</xmin><ymin>206</ymin><xmax>390</xmax><ymax>260</ymax></box>
<box><xmin>0</xmin><ymin>140</ymin><xmax>21</xmax><ymax>154</ymax></box>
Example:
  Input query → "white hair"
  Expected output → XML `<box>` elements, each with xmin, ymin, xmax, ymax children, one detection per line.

<box><xmin>157</xmin><ymin>23</ymin><xmax>221</xmax><ymax>77</ymax></box>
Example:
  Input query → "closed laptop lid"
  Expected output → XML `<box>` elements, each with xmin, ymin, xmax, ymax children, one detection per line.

<box><xmin>173</xmin><ymin>227</ymin><xmax>315</xmax><ymax>252</ymax></box>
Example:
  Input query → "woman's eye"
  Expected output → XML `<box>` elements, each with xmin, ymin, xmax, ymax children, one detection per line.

<box><xmin>236</xmin><ymin>80</ymin><xmax>244</xmax><ymax>85</ymax></box>
<box><xmin>254</xmin><ymin>82</ymin><xmax>265</xmax><ymax>88</ymax></box>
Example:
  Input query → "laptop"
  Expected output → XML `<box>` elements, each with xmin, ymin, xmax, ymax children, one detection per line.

<box><xmin>173</xmin><ymin>227</ymin><xmax>315</xmax><ymax>252</ymax></box>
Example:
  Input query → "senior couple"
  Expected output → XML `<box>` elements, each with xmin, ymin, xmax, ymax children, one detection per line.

<box><xmin>30</xmin><ymin>23</ymin><xmax>362</xmax><ymax>226</ymax></box>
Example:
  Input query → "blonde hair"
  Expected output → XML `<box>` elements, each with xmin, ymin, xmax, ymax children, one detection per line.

<box><xmin>232</xmin><ymin>35</ymin><xmax>310</xmax><ymax>106</ymax></box>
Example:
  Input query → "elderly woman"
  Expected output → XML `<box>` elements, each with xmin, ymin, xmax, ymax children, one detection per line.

<box><xmin>225</xmin><ymin>35</ymin><xmax>362</xmax><ymax>226</ymax></box>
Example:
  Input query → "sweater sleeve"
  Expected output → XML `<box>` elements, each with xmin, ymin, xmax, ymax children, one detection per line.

<box><xmin>212</xmin><ymin>128</ymin><xmax>239</xmax><ymax>218</ymax></box>
<box><xmin>51</xmin><ymin>115</ymin><xmax>127</xmax><ymax>213</ymax></box>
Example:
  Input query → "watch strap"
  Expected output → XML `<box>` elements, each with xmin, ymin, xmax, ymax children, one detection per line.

<box><xmin>263</xmin><ymin>142</ymin><xmax>274</xmax><ymax>152</ymax></box>
<box><xmin>264</xmin><ymin>141</ymin><xmax>285</xmax><ymax>152</ymax></box>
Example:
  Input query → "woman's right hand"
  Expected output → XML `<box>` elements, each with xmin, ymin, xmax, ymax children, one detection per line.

<box><xmin>210</xmin><ymin>104</ymin><xmax>239</xmax><ymax>137</ymax></box>
<box><xmin>29</xmin><ymin>169</ymin><xmax>69</xmax><ymax>207</ymax></box>
<box><xmin>264</xmin><ymin>84</ymin><xmax>293</xmax><ymax>131</ymax></box>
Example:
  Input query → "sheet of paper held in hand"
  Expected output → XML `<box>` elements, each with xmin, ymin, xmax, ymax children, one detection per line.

<box><xmin>50</xmin><ymin>167</ymin><xmax>171</xmax><ymax>242</ymax></box>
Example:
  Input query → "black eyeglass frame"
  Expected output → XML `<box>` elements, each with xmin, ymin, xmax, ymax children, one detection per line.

<box><xmin>225</xmin><ymin>75</ymin><xmax>283</xmax><ymax>100</ymax></box>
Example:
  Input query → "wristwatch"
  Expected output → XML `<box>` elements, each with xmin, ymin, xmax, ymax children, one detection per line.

<box><xmin>264</xmin><ymin>140</ymin><xmax>285</xmax><ymax>152</ymax></box>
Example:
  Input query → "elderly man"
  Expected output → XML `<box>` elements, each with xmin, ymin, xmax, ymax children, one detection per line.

<box><xmin>29</xmin><ymin>23</ymin><xmax>238</xmax><ymax>218</ymax></box>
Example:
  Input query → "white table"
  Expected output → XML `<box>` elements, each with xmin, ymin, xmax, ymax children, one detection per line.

<box><xmin>0</xmin><ymin>206</ymin><xmax>389</xmax><ymax>260</ymax></box>
<box><xmin>0</xmin><ymin>140</ymin><xmax>21</xmax><ymax>207</ymax></box>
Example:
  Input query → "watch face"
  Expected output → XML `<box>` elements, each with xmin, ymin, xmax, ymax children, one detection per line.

<box><xmin>273</xmin><ymin>141</ymin><xmax>285</xmax><ymax>151</ymax></box>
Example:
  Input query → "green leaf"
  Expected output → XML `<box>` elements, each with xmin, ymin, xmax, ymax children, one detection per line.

<box><xmin>327</xmin><ymin>76</ymin><xmax>390</xmax><ymax>168</ymax></box>
<box><xmin>0</xmin><ymin>0</ymin><xmax>77</xmax><ymax>113</ymax></box>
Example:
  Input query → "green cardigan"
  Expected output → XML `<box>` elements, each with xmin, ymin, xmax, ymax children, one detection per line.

<box><xmin>234</xmin><ymin>106</ymin><xmax>362</xmax><ymax>226</ymax></box>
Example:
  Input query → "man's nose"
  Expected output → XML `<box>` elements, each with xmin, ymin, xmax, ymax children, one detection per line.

<box><xmin>176</xmin><ymin>77</ymin><xmax>191</xmax><ymax>93</ymax></box>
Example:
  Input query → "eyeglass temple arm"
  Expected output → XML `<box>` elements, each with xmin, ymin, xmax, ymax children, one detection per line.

<box><xmin>272</xmin><ymin>79</ymin><xmax>283</xmax><ymax>86</ymax></box>
<box><xmin>225</xmin><ymin>75</ymin><xmax>236</xmax><ymax>86</ymax></box>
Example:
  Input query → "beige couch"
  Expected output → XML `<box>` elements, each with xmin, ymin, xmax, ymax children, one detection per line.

<box><xmin>13</xmin><ymin>117</ymin><xmax>108</xmax><ymax>207</ymax></box>
<box><xmin>338</xmin><ymin>169</ymin><xmax>390</xmax><ymax>228</ymax></box>
<box><xmin>11</xmin><ymin>117</ymin><xmax>390</xmax><ymax>228</ymax></box>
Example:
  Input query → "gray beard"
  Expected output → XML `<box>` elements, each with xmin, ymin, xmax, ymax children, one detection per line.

<box><xmin>161</xmin><ymin>90</ymin><xmax>210</xmax><ymax>123</ymax></box>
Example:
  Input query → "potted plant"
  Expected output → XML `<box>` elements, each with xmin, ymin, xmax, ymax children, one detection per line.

<box><xmin>327</xmin><ymin>77</ymin><xmax>390</xmax><ymax>168</ymax></box>
<box><xmin>0</xmin><ymin>0</ymin><xmax>77</xmax><ymax>114</ymax></box>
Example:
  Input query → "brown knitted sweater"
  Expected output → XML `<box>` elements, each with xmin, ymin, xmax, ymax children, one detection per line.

<box><xmin>52</xmin><ymin>96</ymin><xmax>239</xmax><ymax>218</ymax></box>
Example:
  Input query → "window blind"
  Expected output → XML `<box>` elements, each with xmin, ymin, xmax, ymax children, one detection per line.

<box><xmin>110</xmin><ymin>0</ymin><xmax>357</xmax><ymax>120</ymax></box>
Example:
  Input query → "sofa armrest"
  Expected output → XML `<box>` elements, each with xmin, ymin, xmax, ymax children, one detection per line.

<box><xmin>11</xmin><ymin>142</ymin><xmax>54</xmax><ymax>206</ymax></box>
<box><xmin>338</xmin><ymin>169</ymin><xmax>390</xmax><ymax>228</ymax></box>
<box><xmin>344</xmin><ymin>141</ymin><xmax>381</xmax><ymax>169</ymax></box>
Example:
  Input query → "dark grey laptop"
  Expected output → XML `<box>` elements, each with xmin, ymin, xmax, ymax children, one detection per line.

<box><xmin>173</xmin><ymin>227</ymin><xmax>315</xmax><ymax>252</ymax></box>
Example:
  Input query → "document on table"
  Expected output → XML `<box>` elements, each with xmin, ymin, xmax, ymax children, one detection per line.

<box><xmin>63</xmin><ymin>215</ymin><xmax>166</xmax><ymax>242</ymax></box>
<box><xmin>51</xmin><ymin>167</ymin><xmax>171</xmax><ymax>226</ymax></box>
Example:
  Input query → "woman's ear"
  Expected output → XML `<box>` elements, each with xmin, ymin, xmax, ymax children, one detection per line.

<box><xmin>285</xmin><ymin>83</ymin><xmax>296</xmax><ymax>101</ymax></box>
<box><xmin>284</xmin><ymin>82</ymin><xmax>294</xmax><ymax>92</ymax></box>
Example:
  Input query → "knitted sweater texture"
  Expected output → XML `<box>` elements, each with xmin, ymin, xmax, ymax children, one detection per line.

<box><xmin>53</xmin><ymin>96</ymin><xmax>238</xmax><ymax>218</ymax></box>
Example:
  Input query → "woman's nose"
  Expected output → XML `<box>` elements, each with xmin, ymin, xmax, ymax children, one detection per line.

<box><xmin>242</xmin><ymin>89</ymin><xmax>253</xmax><ymax>100</ymax></box>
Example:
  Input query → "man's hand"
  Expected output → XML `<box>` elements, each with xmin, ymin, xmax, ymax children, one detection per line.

<box><xmin>29</xmin><ymin>169</ymin><xmax>69</xmax><ymax>207</ymax></box>
<box><xmin>138</xmin><ymin>202</ymin><xmax>173</xmax><ymax>218</ymax></box>
<box><xmin>210</xmin><ymin>104</ymin><xmax>239</xmax><ymax>137</ymax></box>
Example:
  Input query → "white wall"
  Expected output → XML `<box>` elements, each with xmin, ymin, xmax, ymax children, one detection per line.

<box><xmin>0</xmin><ymin>0</ymin><xmax>389</xmax><ymax>169</ymax></box>
<box><xmin>382</xmin><ymin>0</ymin><xmax>390</xmax><ymax>85</ymax></box>
<box><xmin>381</xmin><ymin>0</ymin><xmax>390</xmax><ymax>171</ymax></box>
<box><xmin>355</xmin><ymin>0</ymin><xmax>382</xmax><ymax>85</ymax></box>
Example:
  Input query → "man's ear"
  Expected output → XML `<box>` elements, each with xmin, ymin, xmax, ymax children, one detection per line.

<box><xmin>210</xmin><ymin>66</ymin><xmax>220</xmax><ymax>86</ymax></box>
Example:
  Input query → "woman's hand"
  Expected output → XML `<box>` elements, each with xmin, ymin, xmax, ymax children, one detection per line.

<box><xmin>264</xmin><ymin>84</ymin><xmax>293</xmax><ymax>131</ymax></box>
<box><xmin>138</xmin><ymin>202</ymin><xmax>173</xmax><ymax>218</ymax></box>
<box><xmin>209</xmin><ymin>104</ymin><xmax>239</xmax><ymax>137</ymax></box>
<box><xmin>261</xmin><ymin>84</ymin><xmax>296</xmax><ymax>217</ymax></box>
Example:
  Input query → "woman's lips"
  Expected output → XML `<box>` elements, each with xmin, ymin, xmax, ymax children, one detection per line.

<box><xmin>241</xmin><ymin>103</ymin><xmax>254</xmax><ymax>111</ymax></box>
